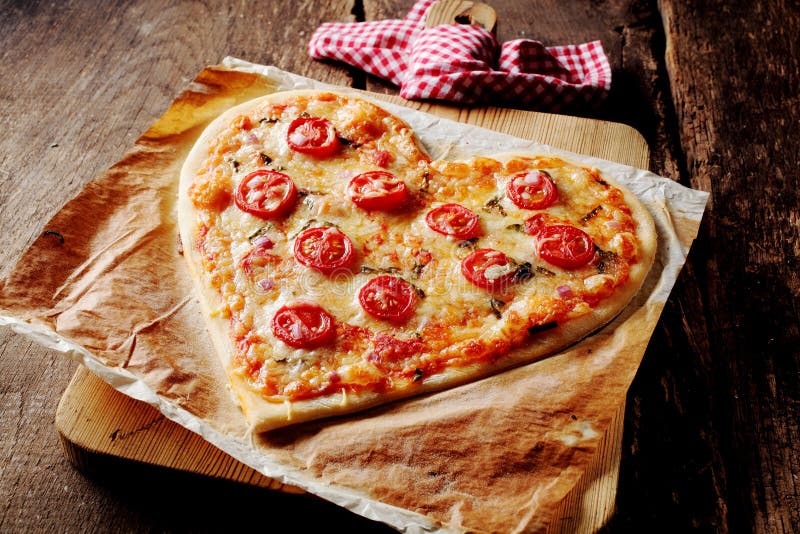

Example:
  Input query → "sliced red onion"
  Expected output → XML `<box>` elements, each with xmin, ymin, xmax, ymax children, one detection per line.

<box><xmin>256</xmin><ymin>278</ymin><xmax>274</xmax><ymax>291</ymax></box>
<box><xmin>556</xmin><ymin>284</ymin><xmax>573</xmax><ymax>298</ymax></box>
<box><xmin>605</xmin><ymin>220</ymin><xmax>622</xmax><ymax>229</ymax></box>
<box><xmin>252</xmin><ymin>235</ymin><xmax>274</xmax><ymax>249</ymax></box>
<box><xmin>243</xmin><ymin>132</ymin><xmax>259</xmax><ymax>144</ymax></box>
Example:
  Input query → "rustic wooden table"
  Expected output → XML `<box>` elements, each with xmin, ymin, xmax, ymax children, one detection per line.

<box><xmin>1</xmin><ymin>1</ymin><xmax>797</xmax><ymax>532</ymax></box>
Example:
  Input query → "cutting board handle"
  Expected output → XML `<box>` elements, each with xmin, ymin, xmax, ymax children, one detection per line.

<box><xmin>424</xmin><ymin>0</ymin><xmax>497</xmax><ymax>33</ymax></box>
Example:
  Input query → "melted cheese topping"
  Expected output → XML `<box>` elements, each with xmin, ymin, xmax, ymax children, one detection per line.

<box><xmin>188</xmin><ymin>93</ymin><xmax>643</xmax><ymax>402</ymax></box>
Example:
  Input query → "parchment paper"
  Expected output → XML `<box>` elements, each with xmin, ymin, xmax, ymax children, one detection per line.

<box><xmin>0</xmin><ymin>59</ymin><xmax>708</xmax><ymax>533</ymax></box>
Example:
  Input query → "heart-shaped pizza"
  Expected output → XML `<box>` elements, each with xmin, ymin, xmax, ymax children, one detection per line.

<box><xmin>178</xmin><ymin>90</ymin><xmax>656</xmax><ymax>431</ymax></box>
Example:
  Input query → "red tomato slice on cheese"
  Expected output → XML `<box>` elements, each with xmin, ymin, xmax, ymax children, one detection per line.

<box><xmin>272</xmin><ymin>302</ymin><xmax>335</xmax><ymax>349</ymax></box>
<box><xmin>358</xmin><ymin>275</ymin><xmax>417</xmax><ymax>322</ymax></box>
<box><xmin>293</xmin><ymin>226</ymin><xmax>355</xmax><ymax>275</ymax></box>
<box><xmin>347</xmin><ymin>171</ymin><xmax>409</xmax><ymax>211</ymax></box>
<box><xmin>523</xmin><ymin>213</ymin><xmax>560</xmax><ymax>235</ymax></box>
<box><xmin>234</xmin><ymin>170</ymin><xmax>297</xmax><ymax>219</ymax></box>
<box><xmin>536</xmin><ymin>225</ymin><xmax>595</xmax><ymax>269</ymax></box>
<box><xmin>286</xmin><ymin>117</ymin><xmax>340</xmax><ymax>157</ymax></box>
<box><xmin>506</xmin><ymin>170</ymin><xmax>558</xmax><ymax>210</ymax></box>
<box><xmin>461</xmin><ymin>248</ymin><xmax>517</xmax><ymax>291</ymax></box>
<box><xmin>425</xmin><ymin>203</ymin><xmax>480</xmax><ymax>239</ymax></box>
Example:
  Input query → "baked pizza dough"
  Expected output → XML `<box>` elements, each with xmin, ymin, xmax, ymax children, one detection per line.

<box><xmin>178</xmin><ymin>90</ymin><xmax>656</xmax><ymax>431</ymax></box>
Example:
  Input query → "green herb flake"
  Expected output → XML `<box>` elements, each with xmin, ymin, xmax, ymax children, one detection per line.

<box><xmin>360</xmin><ymin>265</ymin><xmax>401</xmax><ymax>275</ymax></box>
<box><xmin>580</xmin><ymin>205</ymin><xmax>603</xmax><ymax>224</ymax></box>
<box><xmin>489</xmin><ymin>298</ymin><xmax>505</xmax><ymax>319</ymax></box>
<box><xmin>535</xmin><ymin>266</ymin><xmax>556</xmax><ymax>277</ymax></box>
<box><xmin>298</xmin><ymin>189</ymin><xmax>328</xmax><ymax>197</ymax></box>
<box><xmin>337</xmin><ymin>136</ymin><xmax>361</xmax><ymax>148</ymax></box>
<box><xmin>290</xmin><ymin>219</ymin><xmax>317</xmax><ymax>239</ymax></box>
<box><xmin>457</xmin><ymin>237</ymin><xmax>479</xmax><ymax>249</ymax></box>
<box><xmin>512</xmin><ymin>261</ymin><xmax>534</xmax><ymax>282</ymax></box>
<box><xmin>595</xmin><ymin>248</ymin><xmax>617</xmax><ymax>274</ymax></box>
<box><xmin>411</xmin><ymin>283</ymin><xmax>426</xmax><ymax>299</ymax></box>
<box><xmin>528</xmin><ymin>321</ymin><xmax>558</xmax><ymax>336</ymax></box>
<box><xmin>247</xmin><ymin>224</ymin><xmax>273</xmax><ymax>242</ymax></box>
<box><xmin>483</xmin><ymin>195</ymin><xmax>507</xmax><ymax>216</ymax></box>
<box><xmin>419</xmin><ymin>171</ymin><xmax>431</xmax><ymax>193</ymax></box>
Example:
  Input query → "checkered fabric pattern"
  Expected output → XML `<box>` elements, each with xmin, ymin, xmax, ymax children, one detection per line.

<box><xmin>308</xmin><ymin>0</ymin><xmax>611</xmax><ymax>111</ymax></box>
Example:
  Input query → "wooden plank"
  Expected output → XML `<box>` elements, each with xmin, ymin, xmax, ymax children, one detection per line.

<box><xmin>57</xmin><ymin>367</ymin><xmax>298</xmax><ymax>492</ymax></box>
<box><xmin>611</xmin><ymin>1</ymin><xmax>800</xmax><ymax>532</ymax></box>
<box><xmin>54</xmin><ymin>88</ymin><xmax>649</xmax><ymax>532</ymax></box>
<box><xmin>424</xmin><ymin>0</ymin><xmax>497</xmax><ymax>32</ymax></box>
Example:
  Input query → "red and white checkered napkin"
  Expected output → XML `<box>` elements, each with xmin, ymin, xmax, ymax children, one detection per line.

<box><xmin>308</xmin><ymin>0</ymin><xmax>611</xmax><ymax>112</ymax></box>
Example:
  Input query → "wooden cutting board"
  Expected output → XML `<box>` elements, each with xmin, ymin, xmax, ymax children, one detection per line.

<box><xmin>56</xmin><ymin>97</ymin><xmax>648</xmax><ymax>533</ymax></box>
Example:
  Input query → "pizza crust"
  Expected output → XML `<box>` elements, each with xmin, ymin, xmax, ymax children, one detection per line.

<box><xmin>179</xmin><ymin>91</ymin><xmax>658</xmax><ymax>432</ymax></box>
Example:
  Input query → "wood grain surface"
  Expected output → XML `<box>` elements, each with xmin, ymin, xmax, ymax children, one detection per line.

<box><xmin>1</xmin><ymin>0</ymin><xmax>798</xmax><ymax>532</ymax></box>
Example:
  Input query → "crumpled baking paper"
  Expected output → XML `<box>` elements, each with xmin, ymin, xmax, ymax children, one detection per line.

<box><xmin>0</xmin><ymin>58</ymin><xmax>708</xmax><ymax>533</ymax></box>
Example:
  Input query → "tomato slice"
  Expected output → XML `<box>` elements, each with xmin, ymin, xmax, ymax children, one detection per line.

<box><xmin>358</xmin><ymin>275</ymin><xmax>417</xmax><ymax>322</ymax></box>
<box><xmin>461</xmin><ymin>248</ymin><xmax>517</xmax><ymax>291</ymax></box>
<box><xmin>293</xmin><ymin>226</ymin><xmax>355</xmax><ymax>275</ymax></box>
<box><xmin>523</xmin><ymin>213</ymin><xmax>560</xmax><ymax>236</ymax></box>
<box><xmin>347</xmin><ymin>171</ymin><xmax>409</xmax><ymax>211</ymax></box>
<box><xmin>286</xmin><ymin>117</ymin><xmax>339</xmax><ymax>157</ymax></box>
<box><xmin>506</xmin><ymin>170</ymin><xmax>558</xmax><ymax>210</ymax></box>
<box><xmin>234</xmin><ymin>170</ymin><xmax>297</xmax><ymax>219</ymax></box>
<box><xmin>272</xmin><ymin>301</ymin><xmax>335</xmax><ymax>349</ymax></box>
<box><xmin>425</xmin><ymin>203</ymin><xmax>480</xmax><ymax>239</ymax></box>
<box><xmin>536</xmin><ymin>225</ymin><xmax>596</xmax><ymax>269</ymax></box>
